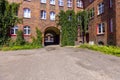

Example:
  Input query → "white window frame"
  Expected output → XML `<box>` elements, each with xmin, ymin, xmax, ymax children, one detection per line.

<box><xmin>110</xmin><ymin>0</ymin><xmax>113</xmax><ymax>8</ymax></box>
<box><xmin>97</xmin><ymin>23</ymin><xmax>105</xmax><ymax>34</ymax></box>
<box><xmin>58</xmin><ymin>0</ymin><xmax>64</xmax><ymax>6</ymax></box>
<box><xmin>50</xmin><ymin>0</ymin><xmax>55</xmax><ymax>5</ymax></box>
<box><xmin>24</xmin><ymin>26</ymin><xmax>30</xmax><ymax>35</ymax></box>
<box><xmin>67</xmin><ymin>0</ymin><xmax>72</xmax><ymax>7</ymax></box>
<box><xmin>50</xmin><ymin>11</ymin><xmax>55</xmax><ymax>20</ymax></box>
<box><xmin>98</xmin><ymin>2</ymin><xmax>104</xmax><ymax>15</ymax></box>
<box><xmin>23</xmin><ymin>8</ymin><xmax>31</xmax><ymax>18</ymax></box>
<box><xmin>77</xmin><ymin>0</ymin><xmax>83</xmax><ymax>8</ymax></box>
<box><xmin>41</xmin><ymin>10</ymin><xmax>46</xmax><ymax>20</ymax></box>
<box><xmin>11</xmin><ymin>26</ymin><xmax>18</xmax><ymax>35</ymax></box>
<box><xmin>40</xmin><ymin>0</ymin><xmax>46</xmax><ymax>3</ymax></box>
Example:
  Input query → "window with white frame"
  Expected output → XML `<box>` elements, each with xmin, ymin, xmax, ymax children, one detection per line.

<box><xmin>40</xmin><ymin>0</ymin><xmax>46</xmax><ymax>3</ymax></box>
<box><xmin>97</xmin><ymin>23</ymin><xmax>105</xmax><ymax>34</ymax></box>
<box><xmin>109</xmin><ymin>0</ymin><xmax>113</xmax><ymax>8</ymax></box>
<box><xmin>58</xmin><ymin>0</ymin><xmax>64</xmax><ymax>6</ymax></box>
<box><xmin>11</xmin><ymin>26</ymin><xmax>18</xmax><ymax>35</ymax></box>
<box><xmin>23</xmin><ymin>8</ymin><xmax>31</xmax><ymax>18</ymax></box>
<box><xmin>50</xmin><ymin>11</ymin><xmax>55</xmax><ymax>20</ymax></box>
<box><xmin>24</xmin><ymin>26</ymin><xmax>30</xmax><ymax>35</ymax></box>
<box><xmin>77</xmin><ymin>0</ymin><xmax>83</xmax><ymax>8</ymax></box>
<box><xmin>110</xmin><ymin>18</ymin><xmax>113</xmax><ymax>32</ymax></box>
<box><xmin>67</xmin><ymin>0</ymin><xmax>72</xmax><ymax>7</ymax></box>
<box><xmin>41</xmin><ymin>10</ymin><xmax>46</xmax><ymax>19</ymax></box>
<box><xmin>50</xmin><ymin>0</ymin><xmax>55</xmax><ymax>5</ymax></box>
<box><xmin>98</xmin><ymin>2</ymin><xmax>104</xmax><ymax>15</ymax></box>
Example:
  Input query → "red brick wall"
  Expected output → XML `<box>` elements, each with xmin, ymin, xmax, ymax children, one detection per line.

<box><xmin>8</xmin><ymin>0</ymin><xmax>83</xmax><ymax>43</ymax></box>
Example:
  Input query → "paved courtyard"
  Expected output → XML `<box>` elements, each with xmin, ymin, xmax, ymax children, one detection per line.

<box><xmin>0</xmin><ymin>45</ymin><xmax>120</xmax><ymax>80</ymax></box>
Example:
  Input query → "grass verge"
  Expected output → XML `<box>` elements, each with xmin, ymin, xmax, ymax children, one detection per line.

<box><xmin>79</xmin><ymin>44</ymin><xmax>120</xmax><ymax>57</ymax></box>
<box><xmin>0</xmin><ymin>45</ymin><xmax>42</xmax><ymax>51</ymax></box>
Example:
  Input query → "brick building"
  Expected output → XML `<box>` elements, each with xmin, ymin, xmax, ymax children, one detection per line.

<box><xmin>8</xmin><ymin>0</ymin><xmax>120</xmax><ymax>46</ymax></box>
<box><xmin>8</xmin><ymin>0</ymin><xmax>83</xmax><ymax>46</ymax></box>
<box><xmin>84</xmin><ymin>0</ymin><xmax>120</xmax><ymax>46</ymax></box>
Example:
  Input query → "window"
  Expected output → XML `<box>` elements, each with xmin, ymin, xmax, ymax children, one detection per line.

<box><xmin>24</xmin><ymin>26</ymin><xmax>30</xmax><ymax>35</ymax></box>
<box><xmin>109</xmin><ymin>0</ymin><xmax>113</xmax><ymax>8</ymax></box>
<box><xmin>58</xmin><ymin>0</ymin><xmax>64</xmax><ymax>6</ymax></box>
<box><xmin>50</xmin><ymin>11</ymin><xmax>55</xmax><ymax>20</ymax></box>
<box><xmin>89</xmin><ymin>8</ymin><xmax>94</xmax><ymax>19</ymax></box>
<box><xmin>97</xmin><ymin>23</ymin><xmax>105</xmax><ymax>34</ymax></box>
<box><xmin>40</xmin><ymin>0</ymin><xmax>46</xmax><ymax>3</ymax></box>
<box><xmin>68</xmin><ymin>14</ymin><xmax>72</xmax><ymax>21</ymax></box>
<box><xmin>98</xmin><ymin>2</ymin><xmax>104</xmax><ymax>15</ymax></box>
<box><xmin>67</xmin><ymin>0</ymin><xmax>72</xmax><ymax>7</ymax></box>
<box><xmin>41</xmin><ymin>10</ymin><xmax>46</xmax><ymax>19</ymax></box>
<box><xmin>77</xmin><ymin>0</ymin><xmax>83</xmax><ymax>8</ymax></box>
<box><xmin>11</xmin><ymin>26</ymin><xmax>18</xmax><ymax>35</ymax></box>
<box><xmin>110</xmin><ymin>19</ymin><xmax>113</xmax><ymax>32</ymax></box>
<box><xmin>89</xmin><ymin>0</ymin><xmax>93</xmax><ymax>3</ymax></box>
<box><xmin>23</xmin><ymin>8</ymin><xmax>31</xmax><ymax>18</ymax></box>
<box><xmin>50</xmin><ymin>0</ymin><xmax>55</xmax><ymax>5</ymax></box>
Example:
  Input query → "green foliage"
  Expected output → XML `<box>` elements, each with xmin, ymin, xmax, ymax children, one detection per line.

<box><xmin>15</xmin><ymin>30</ymin><xmax>25</xmax><ymax>46</ymax></box>
<box><xmin>76</xmin><ymin>10</ymin><xmax>89</xmax><ymax>43</ymax></box>
<box><xmin>1</xmin><ymin>45</ymin><xmax>41</xmax><ymax>51</ymax></box>
<box><xmin>0</xmin><ymin>0</ymin><xmax>21</xmax><ymax>45</ymax></box>
<box><xmin>57</xmin><ymin>10</ymin><xmax>78</xmax><ymax>46</ymax></box>
<box><xmin>80</xmin><ymin>44</ymin><xmax>120</xmax><ymax>57</ymax></box>
<box><xmin>31</xmin><ymin>28</ymin><xmax>42</xmax><ymax>46</ymax></box>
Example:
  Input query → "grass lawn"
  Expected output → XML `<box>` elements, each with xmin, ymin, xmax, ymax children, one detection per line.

<box><xmin>0</xmin><ymin>45</ymin><xmax>42</xmax><ymax>51</ymax></box>
<box><xmin>79</xmin><ymin>44</ymin><xmax>120</xmax><ymax>57</ymax></box>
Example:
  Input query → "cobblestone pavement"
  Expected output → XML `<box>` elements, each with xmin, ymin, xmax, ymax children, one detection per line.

<box><xmin>0</xmin><ymin>45</ymin><xmax>120</xmax><ymax>80</ymax></box>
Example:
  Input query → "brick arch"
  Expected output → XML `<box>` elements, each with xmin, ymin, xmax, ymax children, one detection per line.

<box><xmin>44</xmin><ymin>27</ymin><xmax>60</xmax><ymax>46</ymax></box>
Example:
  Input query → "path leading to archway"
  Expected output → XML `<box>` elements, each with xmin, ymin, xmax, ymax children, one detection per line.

<box><xmin>0</xmin><ymin>46</ymin><xmax>120</xmax><ymax>80</ymax></box>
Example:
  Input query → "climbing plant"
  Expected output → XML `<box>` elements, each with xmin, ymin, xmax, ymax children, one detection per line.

<box><xmin>0</xmin><ymin>0</ymin><xmax>21</xmax><ymax>45</ymax></box>
<box><xmin>76</xmin><ymin>10</ymin><xmax>89</xmax><ymax>43</ymax></box>
<box><xmin>57</xmin><ymin>10</ymin><xmax>78</xmax><ymax>46</ymax></box>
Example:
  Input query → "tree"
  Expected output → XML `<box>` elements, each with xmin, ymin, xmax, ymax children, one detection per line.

<box><xmin>0</xmin><ymin>0</ymin><xmax>21</xmax><ymax>45</ymax></box>
<box><xmin>57</xmin><ymin>10</ymin><xmax>78</xmax><ymax>46</ymax></box>
<box><xmin>76</xmin><ymin>10</ymin><xmax>89</xmax><ymax>43</ymax></box>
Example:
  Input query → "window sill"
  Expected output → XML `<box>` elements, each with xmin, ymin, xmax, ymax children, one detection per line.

<box><xmin>97</xmin><ymin>33</ymin><xmax>105</xmax><ymax>36</ymax></box>
<box><xmin>77</xmin><ymin>7</ymin><xmax>83</xmax><ymax>9</ymax></box>
<box><xmin>24</xmin><ymin>34</ymin><xmax>31</xmax><ymax>36</ymax></box>
<box><xmin>40</xmin><ymin>2</ymin><xmax>46</xmax><ymax>4</ymax></box>
<box><xmin>97</xmin><ymin>13</ymin><xmax>104</xmax><ymax>17</ymax></box>
<box><xmin>24</xmin><ymin>17</ymin><xmax>31</xmax><ymax>19</ymax></box>
<box><xmin>40</xmin><ymin>18</ymin><xmax>46</xmax><ymax>20</ymax></box>
<box><xmin>50</xmin><ymin>4</ymin><xmax>55</xmax><ymax>6</ymax></box>
<box><xmin>11</xmin><ymin>34</ymin><xmax>17</xmax><ymax>36</ymax></box>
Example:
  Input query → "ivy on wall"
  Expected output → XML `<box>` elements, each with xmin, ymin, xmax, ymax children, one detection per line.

<box><xmin>0</xmin><ymin>0</ymin><xmax>21</xmax><ymax>45</ymax></box>
<box><xmin>57</xmin><ymin>10</ymin><xmax>78</xmax><ymax>46</ymax></box>
<box><xmin>57</xmin><ymin>10</ymin><xmax>89</xmax><ymax>46</ymax></box>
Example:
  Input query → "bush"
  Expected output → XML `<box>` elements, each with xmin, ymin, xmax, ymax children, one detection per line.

<box><xmin>79</xmin><ymin>44</ymin><xmax>120</xmax><ymax>57</ymax></box>
<box><xmin>31</xmin><ymin>28</ymin><xmax>42</xmax><ymax>46</ymax></box>
<box><xmin>15</xmin><ymin>30</ymin><xmax>25</xmax><ymax>46</ymax></box>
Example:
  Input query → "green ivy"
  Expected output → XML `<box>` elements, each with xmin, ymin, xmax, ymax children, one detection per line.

<box><xmin>0</xmin><ymin>0</ymin><xmax>21</xmax><ymax>45</ymax></box>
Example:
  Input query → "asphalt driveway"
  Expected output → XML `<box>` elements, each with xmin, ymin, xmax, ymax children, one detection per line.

<box><xmin>0</xmin><ymin>45</ymin><xmax>120</xmax><ymax>80</ymax></box>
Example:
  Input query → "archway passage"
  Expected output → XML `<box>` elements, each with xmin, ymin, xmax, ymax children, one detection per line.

<box><xmin>44</xmin><ymin>27</ymin><xmax>60</xmax><ymax>46</ymax></box>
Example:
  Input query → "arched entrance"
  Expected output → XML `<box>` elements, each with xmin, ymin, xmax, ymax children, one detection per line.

<box><xmin>44</xmin><ymin>27</ymin><xmax>60</xmax><ymax>46</ymax></box>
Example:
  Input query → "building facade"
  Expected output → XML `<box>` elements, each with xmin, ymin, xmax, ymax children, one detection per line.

<box><xmin>8</xmin><ymin>0</ymin><xmax>120</xmax><ymax>46</ymax></box>
<box><xmin>84</xmin><ymin>0</ymin><xmax>120</xmax><ymax>46</ymax></box>
<box><xmin>8</xmin><ymin>0</ymin><xmax>83</xmax><ymax>46</ymax></box>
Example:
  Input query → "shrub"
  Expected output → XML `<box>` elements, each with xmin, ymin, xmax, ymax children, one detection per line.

<box><xmin>15</xmin><ymin>30</ymin><xmax>25</xmax><ymax>46</ymax></box>
<box><xmin>32</xmin><ymin>28</ymin><xmax>42</xmax><ymax>46</ymax></box>
<box><xmin>79</xmin><ymin>44</ymin><xmax>120</xmax><ymax>57</ymax></box>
